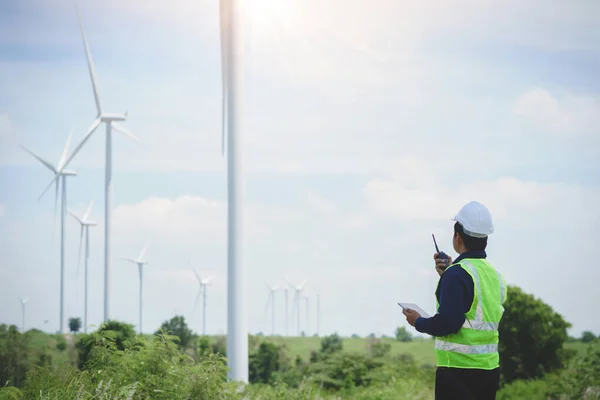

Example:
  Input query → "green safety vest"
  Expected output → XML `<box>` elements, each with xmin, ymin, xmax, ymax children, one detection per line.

<box><xmin>434</xmin><ymin>258</ymin><xmax>507</xmax><ymax>370</ymax></box>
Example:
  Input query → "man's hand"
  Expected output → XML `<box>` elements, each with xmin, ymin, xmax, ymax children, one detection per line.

<box><xmin>434</xmin><ymin>252</ymin><xmax>453</xmax><ymax>277</ymax></box>
<box><xmin>402</xmin><ymin>308</ymin><xmax>421</xmax><ymax>327</ymax></box>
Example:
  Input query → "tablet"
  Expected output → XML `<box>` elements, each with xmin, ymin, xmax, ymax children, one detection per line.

<box><xmin>397</xmin><ymin>302</ymin><xmax>431</xmax><ymax>318</ymax></box>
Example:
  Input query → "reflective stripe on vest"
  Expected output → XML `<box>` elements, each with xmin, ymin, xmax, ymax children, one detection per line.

<box><xmin>435</xmin><ymin>340</ymin><xmax>498</xmax><ymax>355</ymax></box>
<box><xmin>459</xmin><ymin>261</ymin><xmax>501</xmax><ymax>332</ymax></box>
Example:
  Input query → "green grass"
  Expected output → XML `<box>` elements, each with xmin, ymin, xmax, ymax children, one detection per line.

<box><xmin>264</xmin><ymin>336</ymin><xmax>436</xmax><ymax>364</ymax></box>
<box><xmin>25</xmin><ymin>330</ymin><xmax>72</xmax><ymax>366</ymax></box>
<box><xmin>564</xmin><ymin>340</ymin><xmax>600</xmax><ymax>357</ymax></box>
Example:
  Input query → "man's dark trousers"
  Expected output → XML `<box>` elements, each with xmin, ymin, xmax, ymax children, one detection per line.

<box><xmin>435</xmin><ymin>367</ymin><xmax>500</xmax><ymax>400</ymax></box>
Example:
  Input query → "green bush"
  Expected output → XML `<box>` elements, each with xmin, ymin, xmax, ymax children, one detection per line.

<box><xmin>76</xmin><ymin>320</ymin><xmax>139</xmax><ymax>369</ymax></box>
<box><xmin>395</xmin><ymin>327</ymin><xmax>413</xmax><ymax>342</ymax></box>
<box><xmin>249</xmin><ymin>342</ymin><xmax>281</xmax><ymax>384</ymax></box>
<box><xmin>155</xmin><ymin>316</ymin><xmax>195</xmax><ymax>350</ymax></box>
<box><xmin>5</xmin><ymin>330</ymin><xmax>243</xmax><ymax>399</ymax></box>
<box><xmin>55</xmin><ymin>338</ymin><xmax>67</xmax><ymax>352</ymax></box>
<box><xmin>548</xmin><ymin>345</ymin><xmax>600</xmax><ymax>399</ymax></box>
<box><xmin>320</xmin><ymin>333</ymin><xmax>343</xmax><ymax>356</ymax></box>
<box><xmin>0</xmin><ymin>325</ymin><xmax>29</xmax><ymax>387</ymax></box>
<box><xmin>499</xmin><ymin>286</ymin><xmax>571</xmax><ymax>383</ymax></box>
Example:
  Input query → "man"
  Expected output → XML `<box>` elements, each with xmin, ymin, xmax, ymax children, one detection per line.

<box><xmin>403</xmin><ymin>201</ymin><xmax>507</xmax><ymax>400</ymax></box>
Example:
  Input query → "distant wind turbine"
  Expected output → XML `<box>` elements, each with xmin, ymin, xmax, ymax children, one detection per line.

<box><xmin>283</xmin><ymin>283</ymin><xmax>290</xmax><ymax>336</ymax></box>
<box><xmin>301</xmin><ymin>296</ymin><xmax>309</xmax><ymax>336</ymax></box>
<box><xmin>21</xmin><ymin>132</ymin><xmax>76</xmax><ymax>334</ymax></box>
<box><xmin>220</xmin><ymin>0</ymin><xmax>248</xmax><ymax>383</ymax></box>
<box><xmin>121</xmin><ymin>244</ymin><xmax>149</xmax><ymax>334</ymax></box>
<box><xmin>264</xmin><ymin>283</ymin><xmax>280</xmax><ymax>336</ymax></box>
<box><xmin>19</xmin><ymin>296</ymin><xmax>28</xmax><ymax>333</ymax></box>
<box><xmin>286</xmin><ymin>279</ymin><xmax>307</xmax><ymax>336</ymax></box>
<box><xmin>49</xmin><ymin>5</ymin><xmax>141</xmax><ymax>324</ymax></box>
<box><xmin>192</xmin><ymin>269</ymin><xmax>213</xmax><ymax>336</ymax></box>
<box><xmin>316</xmin><ymin>293</ymin><xmax>321</xmax><ymax>337</ymax></box>
<box><xmin>69</xmin><ymin>200</ymin><xmax>97</xmax><ymax>334</ymax></box>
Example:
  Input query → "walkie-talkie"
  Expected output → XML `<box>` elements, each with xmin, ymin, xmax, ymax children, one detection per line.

<box><xmin>432</xmin><ymin>234</ymin><xmax>450</xmax><ymax>270</ymax></box>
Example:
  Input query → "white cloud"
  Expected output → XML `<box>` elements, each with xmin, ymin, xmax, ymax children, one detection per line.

<box><xmin>365</xmin><ymin>173</ymin><xmax>600</xmax><ymax>228</ymax></box>
<box><xmin>305</xmin><ymin>191</ymin><xmax>336</xmax><ymax>216</ymax></box>
<box><xmin>514</xmin><ymin>88</ymin><xmax>600</xmax><ymax>136</ymax></box>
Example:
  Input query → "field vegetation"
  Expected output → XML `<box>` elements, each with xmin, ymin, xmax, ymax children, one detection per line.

<box><xmin>1</xmin><ymin>285</ymin><xmax>598</xmax><ymax>399</ymax></box>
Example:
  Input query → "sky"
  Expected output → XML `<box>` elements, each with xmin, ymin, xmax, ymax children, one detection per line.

<box><xmin>0</xmin><ymin>0</ymin><xmax>599</xmax><ymax>339</ymax></box>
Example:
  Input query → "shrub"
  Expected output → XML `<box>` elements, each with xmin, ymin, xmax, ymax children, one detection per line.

<box><xmin>499</xmin><ymin>286</ymin><xmax>571</xmax><ymax>383</ymax></box>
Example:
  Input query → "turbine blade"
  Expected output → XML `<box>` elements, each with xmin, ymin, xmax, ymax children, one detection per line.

<box><xmin>68</xmin><ymin>209</ymin><xmax>83</xmax><ymax>224</ymax></box>
<box><xmin>219</xmin><ymin>0</ymin><xmax>230</xmax><ymax>157</ymax></box>
<box><xmin>192</xmin><ymin>269</ymin><xmax>201</xmax><ymax>284</ymax></box>
<box><xmin>53</xmin><ymin>178</ymin><xmax>59</xmax><ymax>214</ymax></box>
<box><xmin>138</xmin><ymin>243</ymin><xmax>148</xmax><ymax>261</ymax></box>
<box><xmin>37</xmin><ymin>174</ymin><xmax>58</xmax><ymax>202</ymax></box>
<box><xmin>112</xmin><ymin>123</ymin><xmax>142</xmax><ymax>145</ymax></box>
<box><xmin>192</xmin><ymin>290</ymin><xmax>202</xmax><ymax>316</ymax></box>
<box><xmin>120</xmin><ymin>258</ymin><xmax>137</xmax><ymax>263</ymax></box>
<box><xmin>83</xmin><ymin>200</ymin><xmax>95</xmax><ymax>221</ymax></box>
<box><xmin>59</xmin><ymin>118</ymin><xmax>102</xmax><ymax>173</ymax></box>
<box><xmin>76</xmin><ymin>4</ymin><xmax>102</xmax><ymax>115</ymax></box>
<box><xmin>58</xmin><ymin>128</ymin><xmax>74</xmax><ymax>171</ymax></box>
<box><xmin>20</xmin><ymin>145</ymin><xmax>56</xmax><ymax>173</ymax></box>
<box><xmin>76</xmin><ymin>225</ymin><xmax>84</xmax><ymax>278</ymax></box>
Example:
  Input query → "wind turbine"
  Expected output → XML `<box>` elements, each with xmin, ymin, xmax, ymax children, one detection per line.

<box><xmin>286</xmin><ymin>279</ymin><xmax>307</xmax><ymax>336</ymax></box>
<box><xmin>283</xmin><ymin>283</ymin><xmax>290</xmax><ymax>336</ymax></box>
<box><xmin>301</xmin><ymin>296</ymin><xmax>309</xmax><ymax>336</ymax></box>
<box><xmin>49</xmin><ymin>5</ymin><xmax>141</xmax><ymax>324</ymax></box>
<box><xmin>69</xmin><ymin>200</ymin><xmax>97</xmax><ymax>334</ymax></box>
<box><xmin>121</xmin><ymin>244</ymin><xmax>149</xmax><ymax>334</ymax></box>
<box><xmin>19</xmin><ymin>296</ymin><xmax>28</xmax><ymax>333</ymax></box>
<box><xmin>21</xmin><ymin>132</ymin><xmax>76</xmax><ymax>334</ymax></box>
<box><xmin>192</xmin><ymin>269</ymin><xmax>213</xmax><ymax>336</ymax></box>
<box><xmin>264</xmin><ymin>283</ymin><xmax>280</xmax><ymax>336</ymax></box>
<box><xmin>220</xmin><ymin>0</ymin><xmax>248</xmax><ymax>383</ymax></box>
<box><xmin>316</xmin><ymin>292</ymin><xmax>321</xmax><ymax>337</ymax></box>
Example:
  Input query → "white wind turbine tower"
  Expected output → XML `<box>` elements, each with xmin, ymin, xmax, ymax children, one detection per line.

<box><xmin>316</xmin><ymin>292</ymin><xmax>321</xmax><ymax>337</ymax></box>
<box><xmin>286</xmin><ymin>279</ymin><xmax>307</xmax><ymax>336</ymax></box>
<box><xmin>68</xmin><ymin>200</ymin><xmax>97</xmax><ymax>334</ymax></box>
<box><xmin>220</xmin><ymin>0</ymin><xmax>248</xmax><ymax>382</ymax></box>
<box><xmin>192</xmin><ymin>269</ymin><xmax>213</xmax><ymax>336</ymax></box>
<box><xmin>21</xmin><ymin>132</ymin><xmax>76</xmax><ymax>334</ymax></box>
<box><xmin>264</xmin><ymin>283</ymin><xmax>280</xmax><ymax>336</ymax></box>
<box><xmin>51</xmin><ymin>6</ymin><xmax>141</xmax><ymax>324</ymax></box>
<box><xmin>283</xmin><ymin>283</ymin><xmax>290</xmax><ymax>336</ymax></box>
<box><xmin>19</xmin><ymin>296</ymin><xmax>28</xmax><ymax>333</ymax></box>
<box><xmin>121</xmin><ymin>245</ymin><xmax>149</xmax><ymax>334</ymax></box>
<box><xmin>303</xmin><ymin>295</ymin><xmax>310</xmax><ymax>335</ymax></box>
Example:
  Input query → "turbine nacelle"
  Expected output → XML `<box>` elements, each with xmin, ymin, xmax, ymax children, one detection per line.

<box><xmin>60</xmin><ymin>169</ymin><xmax>78</xmax><ymax>176</ymax></box>
<box><xmin>100</xmin><ymin>113</ymin><xmax>127</xmax><ymax>122</ymax></box>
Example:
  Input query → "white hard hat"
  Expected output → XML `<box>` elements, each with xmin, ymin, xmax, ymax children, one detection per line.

<box><xmin>452</xmin><ymin>201</ymin><xmax>494</xmax><ymax>238</ymax></box>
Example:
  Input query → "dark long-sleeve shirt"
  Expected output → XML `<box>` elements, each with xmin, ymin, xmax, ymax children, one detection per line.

<box><xmin>414</xmin><ymin>250</ymin><xmax>487</xmax><ymax>337</ymax></box>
